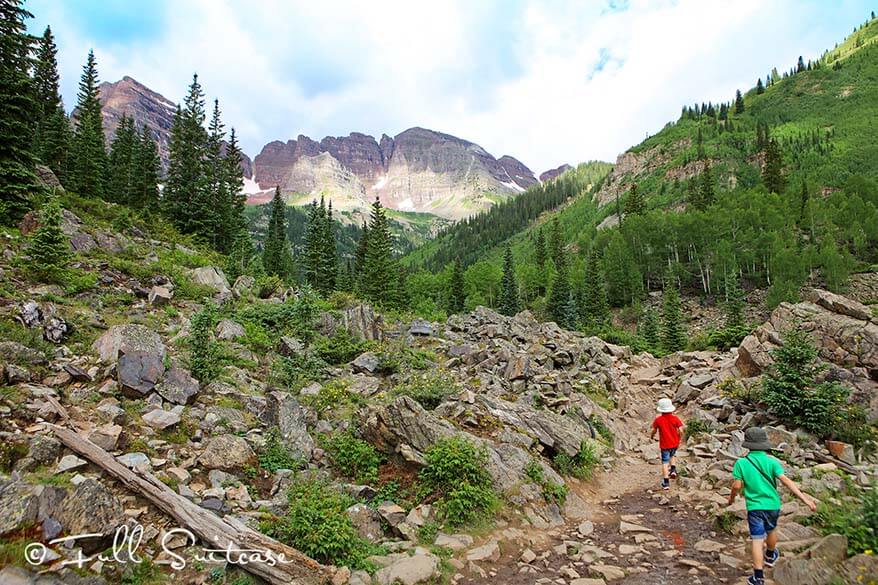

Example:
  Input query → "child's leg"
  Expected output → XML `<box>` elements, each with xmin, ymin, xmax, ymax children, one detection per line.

<box><xmin>660</xmin><ymin>450</ymin><xmax>670</xmax><ymax>478</ymax></box>
<box><xmin>750</xmin><ymin>538</ymin><xmax>765</xmax><ymax>570</ymax></box>
<box><xmin>765</xmin><ymin>529</ymin><xmax>778</xmax><ymax>553</ymax></box>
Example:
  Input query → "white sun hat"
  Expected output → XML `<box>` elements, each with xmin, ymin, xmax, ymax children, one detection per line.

<box><xmin>656</xmin><ymin>398</ymin><xmax>676</xmax><ymax>413</ymax></box>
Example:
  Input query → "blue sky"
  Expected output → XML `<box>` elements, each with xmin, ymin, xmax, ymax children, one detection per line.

<box><xmin>25</xmin><ymin>0</ymin><xmax>876</xmax><ymax>173</ymax></box>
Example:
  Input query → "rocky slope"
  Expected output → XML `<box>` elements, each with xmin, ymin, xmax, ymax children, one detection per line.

<box><xmin>252</xmin><ymin>127</ymin><xmax>539</xmax><ymax>220</ymax></box>
<box><xmin>93</xmin><ymin>76</ymin><xmax>253</xmax><ymax>176</ymax></box>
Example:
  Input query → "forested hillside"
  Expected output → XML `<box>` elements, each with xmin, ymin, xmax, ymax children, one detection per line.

<box><xmin>398</xmin><ymin>13</ymin><xmax>878</xmax><ymax>350</ymax></box>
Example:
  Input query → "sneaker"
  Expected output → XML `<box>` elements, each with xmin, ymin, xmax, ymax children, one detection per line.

<box><xmin>661</xmin><ymin>479</ymin><xmax>670</xmax><ymax>490</ymax></box>
<box><xmin>765</xmin><ymin>548</ymin><xmax>780</xmax><ymax>568</ymax></box>
<box><xmin>747</xmin><ymin>576</ymin><xmax>765</xmax><ymax>585</ymax></box>
<box><xmin>669</xmin><ymin>465</ymin><xmax>678</xmax><ymax>479</ymax></box>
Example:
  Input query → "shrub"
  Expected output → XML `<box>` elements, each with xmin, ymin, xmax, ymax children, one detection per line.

<box><xmin>322</xmin><ymin>431</ymin><xmax>382</xmax><ymax>484</ymax></box>
<box><xmin>554</xmin><ymin>441</ymin><xmax>600</xmax><ymax>480</ymax></box>
<box><xmin>28</xmin><ymin>196</ymin><xmax>71</xmax><ymax>281</ymax></box>
<box><xmin>706</xmin><ymin>324</ymin><xmax>753</xmax><ymax>351</ymax></box>
<box><xmin>189</xmin><ymin>306</ymin><xmax>219</xmax><ymax>383</ymax></box>
<box><xmin>392</xmin><ymin>372</ymin><xmax>456</xmax><ymax>410</ymax></box>
<box><xmin>684</xmin><ymin>418</ymin><xmax>713</xmax><ymax>439</ymax></box>
<box><xmin>263</xmin><ymin>478</ymin><xmax>373</xmax><ymax>568</ymax></box>
<box><xmin>713</xmin><ymin>510</ymin><xmax>738</xmax><ymax>535</ymax></box>
<box><xmin>419</xmin><ymin>437</ymin><xmax>498</xmax><ymax>527</ymax></box>
<box><xmin>258</xmin><ymin>428</ymin><xmax>303</xmax><ymax>472</ymax></box>
<box><xmin>762</xmin><ymin>328</ymin><xmax>851</xmax><ymax>438</ymax></box>
<box><xmin>236</xmin><ymin>291</ymin><xmax>320</xmax><ymax>342</ymax></box>
<box><xmin>271</xmin><ymin>353</ymin><xmax>327</xmax><ymax>391</ymax></box>
<box><xmin>525</xmin><ymin>459</ymin><xmax>568</xmax><ymax>506</ymax></box>
<box><xmin>299</xmin><ymin>380</ymin><xmax>363</xmax><ymax>414</ymax></box>
<box><xmin>718</xmin><ymin>377</ymin><xmax>761</xmax><ymax>405</ymax></box>
<box><xmin>312</xmin><ymin>330</ymin><xmax>370</xmax><ymax>365</ymax></box>
<box><xmin>587</xmin><ymin>414</ymin><xmax>615</xmax><ymax>444</ymax></box>
<box><xmin>810</xmin><ymin>486</ymin><xmax>878</xmax><ymax>555</ymax></box>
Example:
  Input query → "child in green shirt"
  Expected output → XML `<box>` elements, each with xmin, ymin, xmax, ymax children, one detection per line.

<box><xmin>727</xmin><ymin>427</ymin><xmax>817</xmax><ymax>585</ymax></box>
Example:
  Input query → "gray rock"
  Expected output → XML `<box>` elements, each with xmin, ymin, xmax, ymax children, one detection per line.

<box><xmin>0</xmin><ymin>341</ymin><xmax>47</xmax><ymax>365</ymax></box>
<box><xmin>232</xmin><ymin>275</ymin><xmax>255</xmax><ymax>298</ymax></box>
<box><xmin>88</xmin><ymin>424</ymin><xmax>123</xmax><ymax>451</ymax></box>
<box><xmin>116</xmin><ymin>452</ymin><xmax>152</xmax><ymax>471</ymax></box>
<box><xmin>19</xmin><ymin>300</ymin><xmax>42</xmax><ymax>328</ymax></box>
<box><xmin>264</xmin><ymin>391</ymin><xmax>314</xmax><ymax>461</ymax></box>
<box><xmin>57</xmin><ymin>454</ymin><xmax>87</xmax><ymax>473</ymax></box>
<box><xmin>352</xmin><ymin>352</ymin><xmax>380</xmax><ymax>374</ymax></box>
<box><xmin>347</xmin><ymin>503</ymin><xmax>384</xmax><ymax>542</ymax></box>
<box><xmin>155</xmin><ymin>367</ymin><xmax>199</xmax><ymax>405</ymax></box>
<box><xmin>216</xmin><ymin>319</ymin><xmax>246</xmax><ymax>340</ymax></box>
<box><xmin>0</xmin><ymin>479</ymin><xmax>40</xmax><ymax>535</ymax></box>
<box><xmin>374</xmin><ymin>550</ymin><xmax>440</xmax><ymax>585</ymax></box>
<box><xmin>318</xmin><ymin>303</ymin><xmax>384</xmax><ymax>341</ymax></box>
<box><xmin>117</xmin><ymin>349</ymin><xmax>165</xmax><ymax>397</ymax></box>
<box><xmin>148</xmin><ymin>285</ymin><xmax>173</xmax><ymax>306</ymax></box>
<box><xmin>55</xmin><ymin>479</ymin><xmax>125</xmax><ymax>553</ymax></box>
<box><xmin>409</xmin><ymin>319</ymin><xmax>434</xmax><ymax>336</ymax></box>
<box><xmin>5</xmin><ymin>363</ymin><xmax>31</xmax><ymax>383</ymax></box>
<box><xmin>188</xmin><ymin>266</ymin><xmax>230</xmax><ymax>293</ymax></box>
<box><xmin>199</xmin><ymin>434</ymin><xmax>255</xmax><ymax>470</ymax></box>
<box><xmin>92</xmin><ymin>324</ymin><xmax>165</xmax><ymax>364</ymax></box>
<box><xmin>142</xmin><ymin>409</ymin><xmax>181</xmax><ymax>430</ymax></box>
<box><xmin>277</xmin><ymin>336</ymin><xmax>304</xmax><ymax>357</ymax></box>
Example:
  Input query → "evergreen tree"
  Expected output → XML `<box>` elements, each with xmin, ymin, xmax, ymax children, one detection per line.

<box><xmin>70</xmin><ymin>50</ymin><xmax>107</xmax><ymax>199</ymax></box>
<box><xmin>603</xmin><ymin>231</ymin><xmax>642</xmax><ymax>306</ymax></box>
<box><xmin>302</xmin><ymin>197</ymin><xmax>336</xmax><ymax>295</ymax></box>
<box><xmin>33</xmin><ymin>26</ymin><xmax>68</xmax><ymax>181</ymax></box>
<box><xmin>797</xmin><ymin>56</ymin><xmax>806</xmax><ymax>73</ymax></box>
<box><xmin>623</xmin><ymin>183</ymin><xmax>645</xmax><ymax>216</ymax></box>
<box><xmin>638</xmin><ymin>306</ymin><xmax>660</xmax><ymax>350</ymax></box>
<box><xmin>534</xmin><ymin>228</ymin><xmax>547</xmax><ymax>269</ymax></box>
<box><xmin>130</xmin><ymin>126</ymin><xmax>160</xmax><ymax>209</ymax></box>
<box><xmin>0</xmin><ymin>0</ymin><xmax>39</xmax><ymax>222</ymax></box>
<box><xmin>164</xmin><ymin>74</ymin><xmax>208</xmax><ymax>235</ymax></box>
<box><xmin>698</xmin><ymin>165</ymin><xmax>715</xmax><ymax>208</ymax></box>
<box><xmin>262</xmin><ymin>186</ymin><xmax>291</xmax><ymax>278</ymax></box>
<box><xmin>107</xmin><ymin>114</ymin><xmax>137</xmax><ymax>204</ymax></box>
<box><xmin>28</xmin><ymin>195</ymin><xmax>70</xmax><ymax>280</ymax></box>
<box><xmin>320</xmin><ymin>201</ymin><xmax>337</xmax><ymax>293</ymax></box>
<box><xmin>661</xmin><ymin>283</ymin><xmax>687</xmax><ymax>353</ymax></box>
<box><xmin>756</xmin><ymin>77</ymin><xmax>765</xmax><ymax>94</ymax></box>
<box><xmin>547</xmin><ymin>251</ymin><xmax>576</xmax><ymax>329</ymax></box>
<box><xmin>447</xmin><ymin>258</ymin><xmax>466</xmax><ymax>313</ymax></box>
<box><xmin>734</xmin><ymin>89</ymin><xmax>745</xmax><ymax>114</ymax></box>
<box><xmin>549</xmin><ymin>216</ymin><xmax>564</xmax><ymax>267</ymax></box>
<box><xmin>204</xmin><ymin>98</ymin><xmax>228</xmax><ymax>250</ymax></box>
<box><xmin>499</xmin><ymin>244</ymin><xmax>520</xmax><ymax>316</ymax></box>
<box><xmin>687</xmin><ymin>178</ymin><xmax>701</xmax><ymax>209</ymax></box>
<box><xmin>763</xmin><ymin>137</ymin><xmax>786</xmax><ymax>193</ymax></box>
<box><xmin>222</xmin><ymin>128</ymin><xmax>252</xmax><ymax>277</ymax></box>
<box><xmin>354</xmin><ymin>221</ymin><xmax>369</xmax><ymax>286</ymax></box>
<box><xmin>361</xmin><ymin>197</ymin><xmax>397</xmax><ymax>307</ymax></box>
<box><xmin>580</xmin><ymin>248</ymin><xmax>610</xmax><ymax>328</ymax></box>
<box><xmin>724</xmin><ymin>273</ymin><xmax>745</xmax><ymax>330</ymax></box>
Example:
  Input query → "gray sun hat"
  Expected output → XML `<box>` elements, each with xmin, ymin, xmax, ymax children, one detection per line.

<box><xmin>742</xmin><ymin>427</ymin><xmax>774</xmax><ymax>451</ymax></box>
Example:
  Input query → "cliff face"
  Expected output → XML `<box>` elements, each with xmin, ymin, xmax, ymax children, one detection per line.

<box><xmin>539</xmin><ymin>164</ymin><xmax>573</xmax><ymax>183</ymax></box>
<box><xmin>252</xmin><ymin>127</ymin><xmax>538</xmax><ymax>220</ymax></box>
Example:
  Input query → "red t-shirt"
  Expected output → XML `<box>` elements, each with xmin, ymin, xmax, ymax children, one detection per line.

<box><xmin>652</xmin><ymin>413</ymin><xmax>683</xmax><ymax>450</ymax></box>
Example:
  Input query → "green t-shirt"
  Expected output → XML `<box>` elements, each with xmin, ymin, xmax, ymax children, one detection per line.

<box><xmin>732</xmin><ymin>451</ymin><xmax>784</xmax><ymax>510</ymax></box>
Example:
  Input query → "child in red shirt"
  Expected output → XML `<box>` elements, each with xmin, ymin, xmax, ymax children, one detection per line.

<box><xmin>650</xmin><ymin>397</ymin><xmax>684</xmax><ymax>490</ymax></box>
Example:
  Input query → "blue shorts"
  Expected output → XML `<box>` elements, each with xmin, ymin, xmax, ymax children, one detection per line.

<box><xmin>660</xmin><ymin>448</ymin><xmax>677</xmax><ymax>463</ymax></box>
<box><xmin>747</xmin><ymin>509</ymin><xmax>780</xmax><ymax>540</ymax></box>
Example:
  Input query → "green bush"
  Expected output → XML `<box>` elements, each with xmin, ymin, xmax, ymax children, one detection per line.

<box><xmin>524</xmin><ymin>459</ymin><xmax>568</xmax><ymax>506</ymax></box>
<box><xmin>392</xmin><ymin>372</ymin><xmax>456</xmax><ymax>410</ymax></box>
<box><xmin>321</xmin><ymin>431</ymin><xmax>382</xmax><ymax>484</ymax></box>
<box><xmin>419</xmin><ymin>437</ymin><xmax>498</xmax><ymax>527</ymax></box>
<box><xmin>189</xmin><ymin>307</ymin><xmax>220</xmax><ymax>383</ymax></box>
<box><xmin>554</xmin><ymin>441</ymin><xmax>600</xmax><ymax>480</ymax></box>
<box><xmin>28</xmin><ymin>196</ymin><xmax>71</xmax><ymax>282</ymax></box>
<box><xmin>762</xmin><ymin>328</ymin><xmax>852</xmax><ymax>438</ymax></box>
<box><xmin>236</xmin><ymin>292</ymin><xmax>321</xmax><ymax>342</ymax></box>
<box><xmin>718</xmin><ymin>377</ymin><xmax>761</xmax><ymax>404</ymax></box>
<box><xmin>811</xmin><ymin>486</ymin><xmax>878</xmax><ymax>555</ymax></box>
<box><xmin>299</xmin><ymin>380</ymin><xmax>363</xmax><ymax>414</ymax></box>
<box><xmin>706</xmin><ymin>324</ymin><xmax>753</xmax><ymax>351</ymax></box>
<box><xmin>312</xmin><ymin>330</ymin><xmax>370</xmax><ymax>365</ymax></box>
<box><xmin>684</xmin><ymin>418</ymin><xmax>713</xmax><ymax>439</ymax></box>
<box><xmin>258</xmin><ymin>428</ymin><xmax>303</xmax><ymax>472</ymax></box>
<box><xmin>263</xmin><ymin>478</ymin><xmax>373</xmax><ymax>568</ymax></box>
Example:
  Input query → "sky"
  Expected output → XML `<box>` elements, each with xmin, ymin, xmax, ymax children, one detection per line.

<box><xmin>25</xmin><ymin>0</ymin><xmax>875</xmax><ymax>174</ymax></box>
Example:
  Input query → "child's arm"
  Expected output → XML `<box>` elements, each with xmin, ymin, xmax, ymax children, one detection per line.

<box><xmin>778</xmin><ymin>474</ymin><xmax>817</xmax><ymax>512</ymax></box>
<box><xmin>727</xmin><ymin>479</ymin><xmax>743</xmax><ymax>506</ymax></box>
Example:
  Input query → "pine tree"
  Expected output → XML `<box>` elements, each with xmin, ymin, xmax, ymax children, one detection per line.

<box><xmin>447</xmin><ymin>258</ymin><xmax>466</xmax><ymax>313</ymax></box>
<box><xmin>686</xmin><ymin>179</ymin><xmax>701</xmax><ymax>209</ymax></box>
<box><xmin>797</xmin><ymin>56</ymin><xmax>806</xmax><ymax>73</ymax></box>
<box><xmin>756</xmin><ymin>78</ymin><xmax>765</xmax><ymax>94</ymax></box>
<box><xmin>320</xmin><ymin>201</ymin><xmax>337</xmax><ymax>293</ymax></box>
<box><xmin>724</xmin><ymin>274</ymin><xmax>745</xmax><ymax>330</ymax></box>
<box><xmin>603</xmin><ymin>231</ymin><xmax>643</xmax><ymax>306</ymax></box>
<box><xmin>130</xmin><ymin>126</ymin><xmax>160</xmax><ymax>209</ymax></box>
<box><xmin>547</xmin><ymin>251</ymin><xmax>576</xmax><ymax>329</ymax></box>
<box><xmin>222</xmin><ymin>128</ymin><xmax>252</xmax><ymax>276</ymax></box>
<box><xmin>638</xmin><ymin>306</ymin><xmax>660</xmax><ymax>350</ymax></box>
<box><xmin>499</xmin><ymin>244</ymin><xmax>520</xmax><ymax>316</ymax></box>
<box><xmin>763</xmin><ymin>137</ymin><xmax>786</xmax><ymax>193</ymax></box>
<box><xmin>698</xmin><ymin>164</ymin><xmax>715</xmax><ymax>208</ymax></box>
<box><xmin>734</xmin><ymin>89</ymin><xmax>745</xmax><ymax>114</ymax></box>
<box><xmin>164</xmin><ymin>74</ymin><xmax>208</xmax><ymax>235</ymax></box>
<box><xmin>303</xmin><ymin>197</ymin><xmax>336</xmax><ymax>295</ymax></box>
<box><xmin>107</xmin><ymin>114</ymin><xmax>137</xmax><ymax>204</ymax></box>
<box><xmin>28</xmin><ymin>195</ymin><xmax>70</xmax><ymax>280</ymax></box>
<box><xmin>534</xmin><ymin>228</ymin><xmax>547</xmax><ymax>269</ymax></box>
<box><xmin>204</xmin><ymin>99</ymin><xmax>227</xmax><ymax>250</ymax></box>
<box><xmin>580</xmin><ymin>248</ymin><xmax>610</xmax><ymax>328</ymax></box>
<box><xmin>798</xmin><ymin>180</ymin><xmax>810</xmax><ymax>225</ymax></box>
<box><xmin>262</xmin><ymin>186</ymin><xmax>291</xmax><ymax>278</ymax></box>
<box><xmin>623</xmin><ymin>183</ymin><xmax>645</xmax><ymax>216</ymax></box>
<box><xmin>661</xmin><ymin>283</ymin><xmax>687</xmax><ymax>353</ymax></box>
<box><xmin>362</xmin><ymin>197</ymin><xmax>397</xmax><ymax>307</ymax></box>
<box><xmin>0</xmin><ymin>0</ymin><xmax>40</xmax><ymax>222</ymax></box>
<box><xmin>70</xmin><ymin>50</ymin><xmax>107</xmax><ymax>199</ymax></box>
<box><xmin>354</xmin><ymin>221</ymin><xmax>369</xmax><ymax>288</ymax></box>
<box><xmin>33</xmin><ymin>26</ymin><xmax>68</xmax><ymax>182</ymax></box>
<box><xmin>549</xmin><ymin>216</ymin><xmax>564</xmax><ymax>267</ymax></box>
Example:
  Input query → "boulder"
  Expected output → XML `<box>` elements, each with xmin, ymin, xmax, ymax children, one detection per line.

<box><xmin>216</xmin><ymin>319</ymin><xmax>246</xmax><ymax>340</ymax></box>
<box><xmin>825</xmin><ymin>440</ymin><xmax>856</xmax><ymax>465</ymax></box>
<box><xmin>806</xmin><ymin>288</ymin><xmax>873</xmax><ymax>322</ymax></box>
<box><xmin>409</xmin><ymin>319</ymin><xmax>434</xmax><ymax>336</ymax></box>
<box><xmin>374</xmin><ymin>550</ymin><xmax>440</xmax><ymax>585</ymax></box>
<box><xmin>0</xmin><ymin>479</ymin><xmax>40</xmax><ymax>535</ymax></box>
<box><xmin>277</xmin><ymin>336</ymin><xmax>304</xmax><ymax>357</ymax></box>
<box><xmin>55</xmin><ymin>479</ymin><xmax>125</xmax><ymax>553</ymax></box>
<box><xmin>92</xmin><ymin>324</ymin><xmax>165</xmax><ymax>364</ymax></box>
<box><xmin>232</xmin><ymin>275</ymin><xmax>255</xmax><ymax>298</ymax></box>
<box><xmin>148</xmin><ymin>286</ymin><xmax>173</xmax><ymax>306</ymax></box>
<box><xmin>352</xmin><ymin>352</ymin><xmax>381</xmax><ymax>374</ymax></box>
<box><xmin>155</xmin><ymin>367</ymin><xmax>199</xmax><ymax>405</ymax></box>
<box><xmin>346</xmin><ymin>503</ymin><xmax>384</xmax><ymax>541</ymax></box>
<box><xmin>142</xmin><ymin>408</ymin><xmax>182</xmax><ymax>430</ymax></box>
<box><xmin>319</xmin><ymin>303</ymin><xmax>384</xmax><ymax>341</ymax></box>
<box><xmin>199</xmin><ymin>434</ymin><xmax>255</xmax><ymax>470</ymax></box>
<box><xmin>188</xmin><ymin>266</ymin><xmax>231</xmax><ymax>293</ymax></box>
<box><xmin>88</xmin><ymin>424</ymin><xmax>123</xmax><ymax>451</ymax></box>
<box><xmin>0</xmin><ymin>341</ymin><xmax>47</xmax><ymax>365</ymax></box>
<box><xmin>18</xmin><ymin>300</ymin><xmax>42</xmax><ymax>328</ymax></box>
<box><xmin>805</xmin><ymin>534</ymin><xmax>848</xmax><ymax>565</ymax></box>
<box><xmin>264</xmin><ymin>391</ymin><xmax>314</xmax><ymax>461</ymax></box>
<box><xmin>117</xmin><ymin>350</ymin><xmax>165</xmax><ymax>397</ymax></box>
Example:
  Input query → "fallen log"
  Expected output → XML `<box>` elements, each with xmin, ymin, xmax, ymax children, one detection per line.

<box><xmin>50</xmin><ymin>424</ymin><xmax>331</xmax><ymax>585</ymax></box>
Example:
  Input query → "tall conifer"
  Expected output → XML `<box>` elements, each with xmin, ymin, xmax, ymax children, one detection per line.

<box><xmin>71</xmin><ymin>50</ymin><xmax>107</xmax><ymax>199</ymax></box>
<box><xmin>362</xmin><ymin>197</ymin><xmax>396</xmax><ymax>307</ymax></box>
<box><xmin>33</xmin><ymin>26</ymin><xmax>68</xmax><ymax>181</ymax></box>
<box><xmin>262</xmin><ymin>186</ymin><xmax>291</xmax><ymax>278</ymax></box>
<box><xmin>447</xmin><ymin>259</ymin><xmax>466</xmax><ymax>313</ymax></box>
<box><xmin>499</xmin><ymin>244</ymin><xmax>520</xmax><ymax>316</ymax></box>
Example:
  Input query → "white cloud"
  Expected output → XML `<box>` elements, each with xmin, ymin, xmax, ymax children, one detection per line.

<box><xmin>30</xmin><ymin>0</ymin><xmax>872</xmax><ymax>173</ymax></box>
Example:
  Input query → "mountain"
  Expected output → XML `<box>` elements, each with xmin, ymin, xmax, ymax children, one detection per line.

<box><xmin>251</xmin><ymin>127</ymin><xmax>538</xmax><ymax>221</ymax></box>
<box><xmin>539</xmin><ymin>164</ymin><xmax>573</xmax><ymax>182</ymax></box>
<box><xmin>94</xmin><ymin>76</ymin><xmax>253</xmax><ymax>176</ymax></box>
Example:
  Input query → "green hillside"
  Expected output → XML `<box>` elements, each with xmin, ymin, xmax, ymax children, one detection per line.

<box><xmin>401</xmin><ymin>13</ymin><xmax>878</xmax><ymax>337</ymax></box>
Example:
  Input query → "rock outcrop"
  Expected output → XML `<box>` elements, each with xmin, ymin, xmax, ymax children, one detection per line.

<box><xmin>539</xmin><ymin>163</ymin><xmax>573</xmax><ymax>182</ymax></box>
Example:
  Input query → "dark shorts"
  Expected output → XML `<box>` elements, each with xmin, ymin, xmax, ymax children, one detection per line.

<box><xmin>747</xmin><ymin>509</ymin><xmax>780</xmax><ymax>539</ymax></box>
<box><xmin>660</xmin><ymin>447</ymin><xmax>677</xmax><ymax>463</ymax></box>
